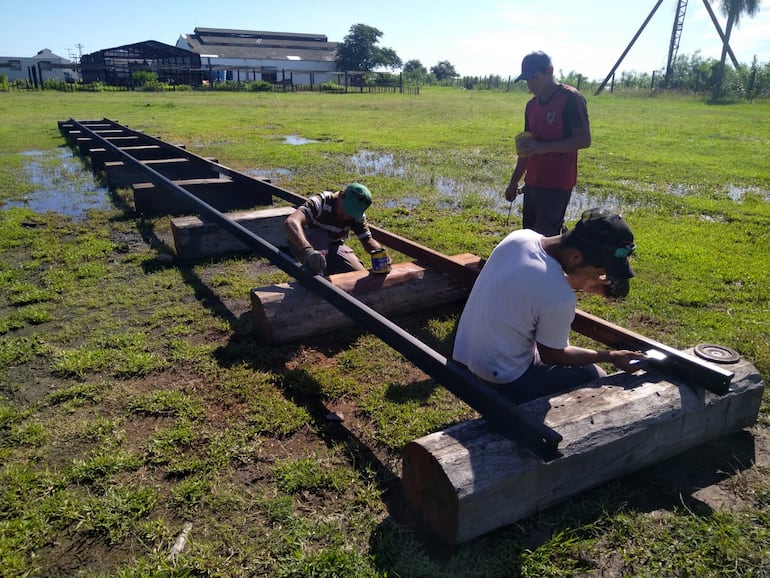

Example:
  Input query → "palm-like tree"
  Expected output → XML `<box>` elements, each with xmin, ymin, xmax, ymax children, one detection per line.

<box><xmin>711</xmin><ymin>0</ymin><xmax>761</xmax><ymax>101</ymax></box>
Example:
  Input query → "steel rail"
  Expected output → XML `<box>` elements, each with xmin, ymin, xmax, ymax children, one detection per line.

<box><xmin>75</xmin><ymin>118</ymin><xmax>734</xmax><ymax>394</ymax></box>
<box><xmin>68</xmin><ymin>118</ymin><xmax>563</xmax><ymax>460</ymax></box>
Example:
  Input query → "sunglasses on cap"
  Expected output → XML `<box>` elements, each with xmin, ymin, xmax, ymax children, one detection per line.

<box><xmin>613</xmin><ymin>244</ymin><xmax>636</xmax><ymax>258</ymax></box>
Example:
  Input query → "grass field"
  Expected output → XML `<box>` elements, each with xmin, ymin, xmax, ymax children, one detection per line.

<box><xmin>0</xmin><ymin>87</ymin><xmax>769</xmax><ymax>576</ymax></box>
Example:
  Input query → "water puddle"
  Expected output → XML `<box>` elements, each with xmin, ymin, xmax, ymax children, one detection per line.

<box><xmin>283</xmin><ymin>135</ymin><xmax>318</xmax><ymax>145</ymax></box>
<box><xmin>564</xmin><ymin>189</ymin><xmax>630</xmax><ymax>221</ymax></box>
<box><xmin>348</xmin><ymin>150</ymin><xmax>405</xmax><ymax>177</ymax></box>
<box><xmin>666</xmin><ymin>184</ymin><xmax>690</xmax><ymax>196</ymax></box>
<box><xmin>383</xmin><ymin>196</ymin><xmax>420</xmax><ymax>210</ymax></box>
<box><xmin>727</xmin><ymin>183</ymin><xmax>769</xmax><ymax>202</ymax></box>
<box><xmin>3</xmin><ymin>149</ymin><xmax>112</xmax><ymax>221</ymax></box>
<box><xmin>248</xmin><ymin>167</ymin><xmax>293</xmax><ymax>182</ymax></box>
<box><xmin>666</xmin><ymin>182</ymin><xmax>769</xmax><ymax>202</ymax></box>
<box><xmin>346</xmin><ymin>149</ymin><xmax>641</xmax><ymax>218</ymax></box>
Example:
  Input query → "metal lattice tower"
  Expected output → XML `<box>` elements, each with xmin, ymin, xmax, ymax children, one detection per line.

<box><xmin>665</xmin><ymin>0</ymin><xmax>689</xmax><ymax>86</ymax></box>
<box><xmin>595</xmin><ymin>0</ymin><xmax>740</xmax><ymax>95</ymax></box>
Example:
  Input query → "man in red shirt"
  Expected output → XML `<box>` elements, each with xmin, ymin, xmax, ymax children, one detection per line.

<box><xmin>505</xmin><ymin>51</ymin><xmax>592</xmax><ymax>236</ymax></box>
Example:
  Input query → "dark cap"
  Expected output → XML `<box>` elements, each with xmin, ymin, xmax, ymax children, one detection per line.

<box><xmin>515</xmin><ymin>51</ymin><xmax>552</xmax><ymax>82</ymax></box>
<box><xmin>569</xmin><ymin>208</ymin><xmax>636</xmax><ymax>279</ymax></box>
<box><xmin>342</xmin><ymin>182</ymin><xmax>372</xmax><ymax>222</ymax></box>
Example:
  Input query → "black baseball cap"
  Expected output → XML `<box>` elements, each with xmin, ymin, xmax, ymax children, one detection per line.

<box><xmin>568</xmin><ymin>208</ymin><xmax>636</xmax><ymax>279</ymax></box>
<box><xmin>515</xmin><ymin>51</ymin><xmax>552</xmax><ymax>82</ymax></box>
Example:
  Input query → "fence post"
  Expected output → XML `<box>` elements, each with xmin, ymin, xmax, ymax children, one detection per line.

<box><xmin>747</xmin><ymin>67</ymin><xmax>756</xmax><ymax>102</ymax></box>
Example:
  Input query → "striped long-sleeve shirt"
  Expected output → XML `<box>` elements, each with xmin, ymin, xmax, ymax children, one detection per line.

<box><xmin>298</xmin><ymin>191</ymin><xmax>372</xmax><ymax>242</ymax></box>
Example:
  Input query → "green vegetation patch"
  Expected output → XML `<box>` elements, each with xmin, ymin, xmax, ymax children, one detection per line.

<box><xmin>0</xmin><ymin>88</ymin><xmax>767</xmax><ymax>577</ymax></box>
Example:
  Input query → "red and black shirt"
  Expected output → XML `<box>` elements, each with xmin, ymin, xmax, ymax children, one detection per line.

<box><xmin>524</xmin><ymin>83</ymin><xmax>589</xmax><ymax>191</ymax></box>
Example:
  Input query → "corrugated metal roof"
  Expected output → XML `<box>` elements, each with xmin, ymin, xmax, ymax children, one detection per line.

<box><xmin>183</xmin><ymin>27</ymin><xmax>337</xmax><ymax>63</ymax></box>
<box><xmin>194</xmin><ymin>27</ymin><xmax>329</xmax><ymax>42</ymax></box>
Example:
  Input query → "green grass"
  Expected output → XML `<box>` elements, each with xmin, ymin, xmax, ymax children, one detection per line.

<box><xmin>0</xmin><ymin>88</ymin><xmax>768</xmax><ymax>576</ymax></box>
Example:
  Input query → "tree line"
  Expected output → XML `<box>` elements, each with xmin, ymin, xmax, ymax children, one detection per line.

<box><xmin>335</xmin><ymin>6</ymin><xmax>768</xmax><ymax>101</ymax></box>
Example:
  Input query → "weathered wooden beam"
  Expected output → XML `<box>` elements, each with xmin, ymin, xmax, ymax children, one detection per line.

<box><xmin>89</xmin><ymin>145</ymin><xmax>167</xmax><ymax>170</ymax></box>
<box><xmin>133</xmin><ymin>178</ymin><xmax>272</xmax><ymax>217</ymax></box>
<box><xmin>219</xmin><ymin>174</ymin><xmax>735</xmax><ymax>394</ymax></box>
<box><xmin>251</xmin><ymin>253</ymin><xmax>481</xmax><ymax>344</ymax></box>
<box><xmin>62</xmin><ymin>117</ymin><xmax>563</xmax><ymax>457</ymax></box>
<box><xmin>571</xmin><ymin>310</ymin><xmax>734</xmax><ymax>394</ymax></box>
<box><xmin>402</xmin><ymin>355</ymin><xmax>763</xmax><ymax>544</ymax></box>
<box><xmin>171</xmin><ymin>206</ymin><xmax>295</xmax><ymax>260</ymax></box>
<box><xmin>104</xmin><ymin>159</ymin><xmax>219</xmax><ymax>190</ymax></box>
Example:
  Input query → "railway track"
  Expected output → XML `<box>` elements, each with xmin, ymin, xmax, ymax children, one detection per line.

<box><xmin>57</xmin><ymin>118</ymin><xmax>735</xmax><ymax>459</ymax></box>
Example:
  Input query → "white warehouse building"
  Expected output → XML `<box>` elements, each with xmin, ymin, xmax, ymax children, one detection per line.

<box><xmin>0</xmin><ymin>49</ymin><xmax>78</xmax><ymax>84</ymax></box>
<box><xmin>176</xmin><ymin>27</ymin><xmax>339</xmax><ymax>86</ymax></box>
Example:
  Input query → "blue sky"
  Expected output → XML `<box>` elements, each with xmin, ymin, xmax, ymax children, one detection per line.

<box><xmin>1</xmin><ymin>0</ymin><xmax>768</xmax><ymax>80</ymax></box>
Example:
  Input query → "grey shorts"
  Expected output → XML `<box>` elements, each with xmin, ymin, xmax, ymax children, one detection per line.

<box><xmin>521</xmin><ymin>186</ymin><xmax>572</xmax><ymax>236</ymax></box>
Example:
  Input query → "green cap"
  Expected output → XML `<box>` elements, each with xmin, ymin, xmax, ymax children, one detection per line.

<box><xmin>343</xmin><ymin>183</ymin><xmax>372</xmax><ymax>221</ymax></box>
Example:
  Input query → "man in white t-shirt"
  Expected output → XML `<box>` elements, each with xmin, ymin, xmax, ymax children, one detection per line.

<box><xmin>452</xmin><ymin>207</ymin><xmax>645</xmax><ymax>404</ymax></box>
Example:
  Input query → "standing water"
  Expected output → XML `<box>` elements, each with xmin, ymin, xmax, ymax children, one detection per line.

<box><xmin>3</xmin><ymin>149</ymin><xmax>112</xmax><ymax>221</ymax></box>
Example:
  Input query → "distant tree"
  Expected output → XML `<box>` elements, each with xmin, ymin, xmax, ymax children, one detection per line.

<box><xmin>710</xmin><ymin>0</ymin><xmax>760</xmax><ymax>100</ymax></box>
<box><xmin>743</xmin><ymin>55</ymin><xmax>765</xmax><ymax>101</ymax></box>
<box><xmin>430</xmin><ymin>61</ymin><xmax>458</xmax><ymax>82</ymax></box>
<box><xmin>402</xmin><ymin>59</ymin><xmax>428</xmax><ymax>84</ymax></box>
<box><xmin>669</xmin><ymin>51</ymin><xmax>718</xmax><ymax>92</ymax></box>
<box><xmin>335</xmin><ymin>24</ymin><xmax>402</xmax><ymax>71</ymax></box>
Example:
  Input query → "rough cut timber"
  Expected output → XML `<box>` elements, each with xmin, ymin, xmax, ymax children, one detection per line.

<box><xmin>103</xmin><ymin>159</ymin><xmax>220</xmax><ymax>189</ymax></box>
<box><xmin>132</xmin><ymin>177</ymin><xmax>272</xmax><ymax>217</ymax></box>
<box><xmin>171</xmin><ymin>206</ymin><xmax>295</xmax><ymax>260</ymax></box>
<box><xmin>88</xmin><ymin>145</ymin><xmax>169</xmax><ymax>170</ymax></box>
<box><xmin>401</xmin><ymin>355</ymin><xmax>763</xmax><ymax>544</ymax></box>
<box><xmin>251</xmin><ymin>253</ymin><xmax>482</xmax><ymax>344</ymax></box>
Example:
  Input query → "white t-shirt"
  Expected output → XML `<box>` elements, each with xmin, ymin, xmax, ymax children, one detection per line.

<box><xmin>452</xmin><ymin>229</ymin><xmax>576</xmax><ymax>384</ymax></box>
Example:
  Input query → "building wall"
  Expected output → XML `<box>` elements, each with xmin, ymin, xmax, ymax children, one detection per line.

<box><xmin>0</xmin><ymin>50</ymin><xmax>77</xmax><ymax>84</ymax></box>
<box><xmin>197</xmin><ymin>57</ymin><xmax>338</xmax><ymax>85</ymax></box>
<box><xmin>176</xmin><ymin>33</ymin><xmax>339</xmax><ymax>86</ymax></box>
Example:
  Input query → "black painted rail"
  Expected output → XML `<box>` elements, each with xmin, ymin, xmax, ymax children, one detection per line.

<box><xmin>60</xmin><ymin>117</ymin><xmax>564</xmax><ymax>460</ymax></box>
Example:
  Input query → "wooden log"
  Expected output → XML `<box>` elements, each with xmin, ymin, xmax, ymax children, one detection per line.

<box><xmin>251</xmin><ymin>253</ymin><xmax>482</xmax><ymax>344</ymax></box>
<box><xmin>401</xmin><ymin>355</ymin><xmax>764</xmax><ymax>544</ymax></box>
<box><xmin>88</xmin><ymin>145</ymin><xmax>166</xmax><ymax>170</ymax></box>
<box><xmin>104</xmin><ymin>159</ymin><xmax>219</xmax><ymax>189</ymax></box>
<box><xmin>134</xmin><ymin>178</ymin><xmax>273</xmax><ymax>217</ymax></box>
<box><xmin>171</xmin><ymin>206</ymin><xmax>295</xmax><ymax>260</ymax></box>
<box><xmin>63</xmin><ymin>129</ymin><xmax>82</xmax><ymax>146</ymax></box>
<box><xmin>74</xmin><ymin>137</ymin><xmax>95</xmax><ymax>155</ymax></box>
<box><xmin>101</xmin><ymin>135</ymin><xmax>142</xmax><ymax>144</ymax></box>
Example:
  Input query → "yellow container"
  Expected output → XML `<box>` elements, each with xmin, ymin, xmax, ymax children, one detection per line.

<box><xmin>370</xmin><ymin>248</ymin><xmax>391</xmax><ymax>274</ymax></box>
<box><xmin>515</xmin><ymin>131</ymin><xmax>533</xmax><ymax>157</ymax></box>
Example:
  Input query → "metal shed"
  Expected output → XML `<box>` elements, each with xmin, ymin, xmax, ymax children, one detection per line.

<box><xmin>79</xmin><ymin>40</ymin><xmax>202</xmax><ymax>87</ymax></box>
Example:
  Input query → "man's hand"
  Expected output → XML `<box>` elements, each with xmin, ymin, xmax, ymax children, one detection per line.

<box><xmin>504</xmin><ymin>182</ymin><xmax>520</xmax><ymax>202</ymax></box>
<box><xmin>608</xmin><ymin>350</ymin><xmax>648</xmax><ymax>373</ymax></box>
<box><xmin>301</xmin><ymin>246</ymin><xmax>326</xmax><ymax>274</ymax></box>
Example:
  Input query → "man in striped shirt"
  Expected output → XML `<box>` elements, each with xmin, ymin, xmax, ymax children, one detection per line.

<box><xmin>284</xmin><ymin>183</ymin><xmax>385</xmax><ymax>275</ymax></box>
